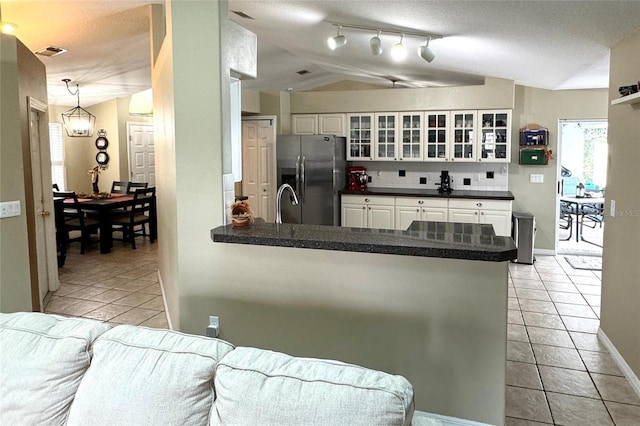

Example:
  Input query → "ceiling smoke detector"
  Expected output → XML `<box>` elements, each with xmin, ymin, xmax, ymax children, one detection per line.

<box><xmin>35</xmin><ymin>46</ymin><xmax>68</xmax><ymax>57</ymax></box>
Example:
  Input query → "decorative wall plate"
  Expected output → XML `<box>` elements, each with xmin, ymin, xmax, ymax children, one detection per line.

<box><xmin>95</xmin><ymin>136</ymin><xmax>109</xmax><ymax>150</ymax></box>
<box><xmin>96</xmin><ymin>151</ymin><xmax>110</xmax><ymax>165</ymax></box>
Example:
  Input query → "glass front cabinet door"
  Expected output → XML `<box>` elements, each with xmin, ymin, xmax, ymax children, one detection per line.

<box><xmin>425</xmin><ymin>112</ymin><xmax>449</xmax><ymax>161</ymax></box>
<box><xmin>374</xmin><ymin>113</ymin><xmax>398</xmax><ymax>161</ymax></box>
<box><xmin>347</xmin><ymin>114</ymin><xmax>374</xmax><ymax>161</ymax></box>
<box><xmin>479</xmin><ymin>110</ymin><xmax>511</xmax><ymax>162</ymax></box>
<box><xmin>399</xmin><ymin>112</ymin><xmax>423</xmax><ymax>161</ymax></box>
<box><xmin>451</xmin><ymin>111</ymin><xmax>477</xmax><ymax>162</ymax></box>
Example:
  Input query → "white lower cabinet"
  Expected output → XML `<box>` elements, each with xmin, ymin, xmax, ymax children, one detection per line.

<box><xmin>395</xmin><ymin>198</ymin><xmax>448</xmax><ymax>230</ymax></box>
<box><xmin>341</xmin><ymin>195</ymin><xmax>394</xmax><ymax>229</ymax></box>
<box><xmin>343</xmin><ymin>195</ymin><xmax>512</xmax><ymax>235</ymax></box>
<box><xmin>447</xmin><ymin>199</ymin><xmax>512</xmax><ymax>236</ymax></box>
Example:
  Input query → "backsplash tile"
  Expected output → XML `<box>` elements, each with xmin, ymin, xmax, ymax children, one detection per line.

<box><xmin>351</xmin><ymin>162</ymin><xmax>509</xmax><ymax>191</ymax></box>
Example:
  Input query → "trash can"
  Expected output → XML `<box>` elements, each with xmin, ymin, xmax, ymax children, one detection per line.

<box><xmin>512</xmin><ymin>212</ymin><xmax>536</xmax><ymax>264</ymax></box>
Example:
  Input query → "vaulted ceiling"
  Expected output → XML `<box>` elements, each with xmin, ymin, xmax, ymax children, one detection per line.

<box><xmin>3</xmin><ymin>0</ymin><xmax>640</xmax><ymax>106</ymax></box>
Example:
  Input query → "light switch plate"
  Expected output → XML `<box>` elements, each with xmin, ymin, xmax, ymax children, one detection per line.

<box><xmin>529</xmin><ymin>174</ymin><xmax>544</xmax><ymax>183</ymax></box>
<box><xmin>0</xmin><ymin>201</ymin><xmax>21</xmax><ymax>218</ymax></box>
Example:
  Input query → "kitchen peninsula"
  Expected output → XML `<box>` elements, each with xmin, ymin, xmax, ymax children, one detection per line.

<box><xmin>210</xmin><ymin>221</ymin><xmax>516</xmax><ymax>425</ymax></box>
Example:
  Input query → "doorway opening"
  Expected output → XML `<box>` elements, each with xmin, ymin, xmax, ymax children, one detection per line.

<box><xmin>557</xmin><ymin>120</ymin><xmax>607</xmax><ymax>256</ymax></box>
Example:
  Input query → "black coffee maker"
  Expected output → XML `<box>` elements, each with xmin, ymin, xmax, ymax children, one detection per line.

<box><xmin>436</xmin><ymin>171</ymin><xmax>453</xmax><ymax>194</ymax></box>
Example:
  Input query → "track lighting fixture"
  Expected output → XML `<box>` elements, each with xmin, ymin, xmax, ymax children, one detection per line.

<box><xmin>60</xmin><ymin>79</ymin><xmax>96</xmax><ymax>137</ymax></box>
<box><xmin>327</xmin><ymin>25</ymin><xmax>347</xmax><ymax>50</ymax></box>
<box><xmin>418</xmin><ymin>37</ymin><xmax>435</xmax><ymax>63</ymax></box>
<box><xmin>391</xmin><ymin>34</ymin><xmax>408</xmax><ymax>62</ymax></box>
<box><xmin>370</xmin><ymin>30</ymin><xmax>383</xmax><ymax>55</ymax></box>
<box><xmin>326</xmin><ymin>22</ymin><xmax>441</xmax><ymax>63</ymax></box>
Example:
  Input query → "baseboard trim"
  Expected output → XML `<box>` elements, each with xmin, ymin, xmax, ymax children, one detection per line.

<box><xmin>534</xmin><ymin>248</ymin><xmax>555</xmax><ymax>256</ymax></box>
<box><xmin>157</xmin><ymin>271</ymin><xmax>173</xmax><ymax>330</ymax></box>
<box><xmin>597</xmin><ymin>328</ymin><xmax>640</xmax><ymax>398</ymax></box>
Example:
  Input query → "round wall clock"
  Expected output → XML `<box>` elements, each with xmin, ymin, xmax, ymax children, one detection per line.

<box><xmin>96</xmin><ymin>151</ymin><xmax>110</xmax><ymax>166</ymax></box>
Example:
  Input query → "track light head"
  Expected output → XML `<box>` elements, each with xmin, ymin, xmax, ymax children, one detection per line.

<box><xmin>390</xmin><ymin>34</ymin><xmax>407</xmax><ymax>62</ymax></box>
<box><xmin>327</xmin><ymin>25</ymin><xmax>347</xmax><ymax>50</ymax></box>
<box><xmin>370</xmin><ymin>31</ymin><xmax>383</xmax><ymax>55</ymax></box>
<box><xmin>418</xmin><ymin>45</ymin><xmax>435</xmax><ymax>63</ymax></box>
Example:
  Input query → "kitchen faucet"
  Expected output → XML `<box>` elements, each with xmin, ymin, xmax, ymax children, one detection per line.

<box><xmin>276</xmin><ymin>183</ymin><xmax>299</xmax><ymax>224</ymax></box>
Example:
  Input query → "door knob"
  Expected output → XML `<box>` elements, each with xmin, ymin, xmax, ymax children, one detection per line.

<box><xmin>40</xmin><ymin>210</ymin><xmax>51</xmax><ymax>217</ymax></box>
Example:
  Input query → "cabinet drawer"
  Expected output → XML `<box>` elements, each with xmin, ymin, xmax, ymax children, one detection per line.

<box><xmin>448</xmin><ymin>199</ymin><xmax>512</xmax><ymax>211</ymax></box>
<box><xmin>342</xmin><ymin>195</ymin><xmax>394</xmax><ymax>205</ymax></box>
<box><xmin>395</xmin><ymin>197</ymin><xmax>448</xmax><ymax>208</ymax></box>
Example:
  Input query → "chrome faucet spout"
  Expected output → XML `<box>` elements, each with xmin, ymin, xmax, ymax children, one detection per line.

<box><xmin>276</xmin><ymin>183</ymin><xmax>299</xmax><ymax>224</ymax></box>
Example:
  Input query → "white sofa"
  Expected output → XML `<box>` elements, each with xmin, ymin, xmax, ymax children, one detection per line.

<box><xmin>0</xmin><ymin>312</ymin><xmax>414</xmax><ymax>425</ymax></box>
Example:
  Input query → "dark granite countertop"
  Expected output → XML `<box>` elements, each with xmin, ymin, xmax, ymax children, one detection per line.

<box><xmin>341</xmin><ymin>188</ymin><xmax>514</xmax><ymax>200</ymax></box>
<box><xmin>211</xmin><ymin>221</ymin><xmax>517</xmax><ymax>262</ymax></box>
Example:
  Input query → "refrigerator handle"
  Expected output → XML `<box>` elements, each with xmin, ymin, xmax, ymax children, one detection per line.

<box><xmin>301</xmin><ymin>156</ymin><xmax>306</xmax><ymax>202</ymax></box>
<box><xmin>296</xmin><ymin>155</ymin><xmax>301</xmax><ymax>193</ymax></box>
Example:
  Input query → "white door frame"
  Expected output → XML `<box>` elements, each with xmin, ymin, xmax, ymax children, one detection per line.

<box><xmin>27</xmin><ymin>96</ymin><xmax>59</xmax><ymax>310</ymax></box>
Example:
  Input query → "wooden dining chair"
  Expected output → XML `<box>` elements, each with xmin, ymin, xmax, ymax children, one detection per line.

<box><xmin>53</xmin><ymin>191</ymin><xmax>100</xmax><ymax>254</ymax></box>
<box><xmin>111</xmin><ymin>181</ymin><xmax>129</xmax><ymax>194</ymax></box>
<box><xmin>111</xmin><ymin>187</ymin><xmax>156</xmax><ymax>249</ymax></box>
<box><xmin>127</xmin><ymin>182</ymin><xmax>148</xmax><ymax>194</ymax></box>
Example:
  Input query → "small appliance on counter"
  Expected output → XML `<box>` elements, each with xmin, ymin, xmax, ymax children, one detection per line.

<box><xmin>347</xmin><ymin>166</ymin><xmax>368</xmax><ymax>192</ymax></box>
<box><xmin>436</xmin><ymin>170</ymin><xmax>453</xmax><ymax>194</ymax></box>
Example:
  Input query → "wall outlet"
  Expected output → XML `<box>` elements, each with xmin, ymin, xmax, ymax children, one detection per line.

<box><xmin>206</xmin><ymin>316</ymin><xmax>220</xmax><ymax>338</ymax></box>
<box><xmin>610</xmin><ymin>200</ymin><xmax>616</xmax><ymax>217</ymax></box>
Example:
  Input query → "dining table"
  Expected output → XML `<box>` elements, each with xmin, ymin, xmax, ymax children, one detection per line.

<box><xmin>62</xmin><ymin>193</ymin><xmax>157</xmax><ymax>254</ymax></box>
<box><xmin>560</xmin><ymin>196</ymin><xmax>604</xmax><ymax>245</ymax></box>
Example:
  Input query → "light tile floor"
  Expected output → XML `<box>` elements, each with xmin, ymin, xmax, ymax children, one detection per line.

<box><xmin>46</xmin><ymin>238</ymin><xmax>168</xmax><ymax>329</ymax></box>
<box><xmin>48</xmin><ymin>240</ymin><xmax>639</xmax><ymax>424</ymax></box>
<box><xmin>506</xmin><ymin>255</ymin><xmax>640</xmax><ymax>425</ymax></box>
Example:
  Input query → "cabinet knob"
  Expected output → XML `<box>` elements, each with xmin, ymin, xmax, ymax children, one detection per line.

<box><xmin>418</xmin><ymin>200</ymin><xmax>424</xmax><ymax>204</ymax></box>
<box><xmin>416</xmin><ymin>209</ymin><xmax>419</xmax><ymax>212</ymax></box>
<box><xmin>477</xmin><ymin>202</ymin><xmax>482</xmax><ymax>207</ymax></box>
<box><xmin>475</xmin><ymin>212</ymin><xmax>478</xmax><ymax>215</ymax></box>
<box><xmin>365</xmin><ymin>198</ymin><xmax>370</xmax><ymax>202</ymax></box>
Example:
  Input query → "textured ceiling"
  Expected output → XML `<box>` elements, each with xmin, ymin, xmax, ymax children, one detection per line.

<box><xmin>2</xmin><ymin>0</ymin><xmax>640</xmax><ymax>106</ymax></box>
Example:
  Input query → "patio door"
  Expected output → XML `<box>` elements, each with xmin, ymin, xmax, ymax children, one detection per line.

<box><xmin>556</xmin><ymin>119</ymin><xmax>607</xmax><ymax>255</ymax></box>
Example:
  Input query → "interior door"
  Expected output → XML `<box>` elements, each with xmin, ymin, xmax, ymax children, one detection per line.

<box><xmin>242</xmin><ymin>118</ymin><xmax>277</xmax><ymax>222</ymax></box>
<box><xmin>128</xmin><ymin>122</ymin><xmax>155</xmax><ymax>185</ymax></box>
<box><xmin>28</xmin><ymin>97</ymin><xmax>59</xmax><ymax>310</ymax></box>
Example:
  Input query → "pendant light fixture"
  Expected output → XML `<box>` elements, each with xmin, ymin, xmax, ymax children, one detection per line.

<box><xmin>327</xmin><ymin>25</ymin><xmax>347</xmax><ymax>50</ymax></box>
<box><xmin>60</xmin><ymin>79</ymin><xmax>96</xmax><ymax>137</ymax></box>
<box><xmin>370</xmin><ymin>30</ymin><xmax>383</xmax><ymax>55</ymax></box>
<box><xmin>390</xmin><ymin>34</ymin><xmax>408</xmax><ymax>62</ymax></box>
<box><xmin>418</xmin><ymin>37</ymin><xmax>435</xmax><ymax>63</ymax></box>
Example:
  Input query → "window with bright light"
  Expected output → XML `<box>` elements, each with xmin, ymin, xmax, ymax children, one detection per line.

<box><xmin>49</xmin><ymin>122</ymin><xmax>66</xmax><ymax>190</ymax></box>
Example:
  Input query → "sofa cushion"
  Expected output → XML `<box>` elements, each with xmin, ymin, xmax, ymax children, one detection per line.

<box><xmin>211</xmin><ymin>347</ymin><xmax>415</xmax><ymax>426</ymax></box>
<box><xmin>67</xmin><ymin>324</ymin><xmax>235</xmax><ymax>426</ymax></box>
<box><xmin>0</xmin><ymin>312</ymin><xmax>111</xmax><ymax>425</ymax></box>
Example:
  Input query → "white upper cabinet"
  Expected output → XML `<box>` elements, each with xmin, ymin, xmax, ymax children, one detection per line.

<box><xmin>424</xmin><ymin>112</ymin><xmax>450</xmax><ymax>162</ymax></box>
<box><xmin>318</xmin><ymin>113</ymin><xmax>346</xmax><ymax>136</ymax></box>
<box><xmin>399</xmin><ymin>112</ymin><xmax>424</xmax><ymax>161</ymax></box>
<box><xmin>374</xmin><ymin>112</ymin><xmax>398</xmax><ymax>161</ymax></box>
<box><xmin>292</xmin><ymin>114</ymin><xmax>318</xmax><ymax>135</ymax></box>
<box><xmin>347</xmin><ymin>114</ymin><xmax>374</xmax><ymax>161</ymax></box>
<box><xmin>479</xmin><ymin>110</ymin><xmax>511</xmax><ymax>162</ymax></box>
<box><xmin>451</xmin><ymin>111</ymin><xmax>478</xmax><ymax>162</ymax></box>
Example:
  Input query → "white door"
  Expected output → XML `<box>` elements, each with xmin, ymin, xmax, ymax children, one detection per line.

<box><xmin>396</xmin><ymin>206</ymin><xmax>420</xmax><ymax>230</ymax></box>
<box><xmin>480</xmin><ymin>210</ymin><xmax>511</xmax><ymax>236</ymax></box>
<box><xmin>368</xmin><ymin>205</ymin><xmax>394</xmax><ymax>229</ymax></box>
<box><xmin>422</xmin><ymin>207</ymin><xmax>448</xmax><ymax>222</ymax></box>
<box><xmin>242</xmin><ymin>118</ymin><xmax>276</xmax><ymax>222</ymax></box>
<box><xmin>128</xmin><ymin>122</ymin><xmax>155</xmax><ymax>185</ymax></box>
<box><xmin>29</xmin><ymin>98</ymin><xmax>59</xmax><ymax>310</ymax></box>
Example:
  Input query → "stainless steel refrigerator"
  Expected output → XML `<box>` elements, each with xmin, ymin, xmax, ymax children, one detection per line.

<box><xmin>276</xmin><ymin>135</ymin><xmax>346</xmax><ymax>225</ymax></box>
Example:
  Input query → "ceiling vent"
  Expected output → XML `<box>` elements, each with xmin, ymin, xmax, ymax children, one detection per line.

<box><xmin>231</xmin><ymin>11</ymin><xmax>254</xmax><ymax>19</ymax></box>
<box><xmin>35</xmin><ymin>46</ymin><xmax>68</xmax><ymax>57</ymax></box>
<box><xmin>296</xmin><ymin>70</ymin><xmax>310</xmax><ymax>75</ymax></box>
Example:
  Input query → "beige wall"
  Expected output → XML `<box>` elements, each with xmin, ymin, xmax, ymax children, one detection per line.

<box><xmin>601</xmin><ymin>29</ymin><xmax>640</xmax><ymax>378</ymax></box>
<box><xmin>0</xmin><ymin>35</ymin><xmax>34</xmax><ymax>312</ymax></box>
<box><xmin>510</xmin><ymin>86</ymin><xmax>608</xmax><ymax>250</ymax></box>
